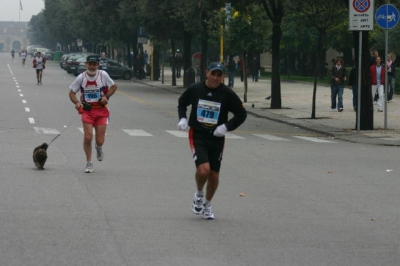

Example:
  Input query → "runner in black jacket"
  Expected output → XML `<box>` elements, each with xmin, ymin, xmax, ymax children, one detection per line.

<box><xmin>177</xmin><ymin>62</ymin><xmax>247</xmax><ymax>220</ymax></box>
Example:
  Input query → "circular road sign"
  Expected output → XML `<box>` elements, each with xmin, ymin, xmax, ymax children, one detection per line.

<box><xmin>353</xmin><ymin>0</ymin><xmax>371</xmax><ymax>13</ymax></box>
<box><xmin>375</xmin><ymin>4</ymin><xmax>399</xmax><ymax>29</ymax></box>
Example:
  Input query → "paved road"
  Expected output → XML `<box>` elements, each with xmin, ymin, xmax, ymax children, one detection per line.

<box><xmin>1</xmin><ymin>54</ymin><xmax>399</xmax><ymax>266</ymax></box>
<box><xmin>147</xmin><ymin>66</ymin><xmax>400</xmax><ymax>146</ymax></box>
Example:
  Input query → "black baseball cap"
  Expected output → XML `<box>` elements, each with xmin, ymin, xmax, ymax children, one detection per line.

<box><xmin>207</xmin><ymin>62</ymin><xmax>225</xmax><ymax>73</ymax></box>
<box><xmin>86</xmin><ymin>55</ymin><xmax>99</xmax><ymax>63</ymax></box>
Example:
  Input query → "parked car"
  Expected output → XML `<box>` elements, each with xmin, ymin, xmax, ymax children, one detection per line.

<box><xmin>42</xmin><ymin>50</ymin><xmax>53</xmax><ymax>60</ymax></box>
<box><xmin>72</xmin><ymin>57</ymin><xmax>87</xmax><ymax>76</ymax></box>
<box><xmin>77</xmin><ymin>54</ymin><xmax>101</xmax><ymax>75</ymax></box>
<box><xmin>61</xmin><ymin>53</ymin><xmax>79</xmax><ymax>70</ymax></box>
<box><xmin>65</xmin><ymin>54</ymin><xmax>86</xmax><ymax>73</ymax></box>
<box><xmin>59</xmin><ymin>53</ymin><xmax>70</xmax><ymax>69</ymax></box>
<box><xmin>77</xmin><ymin>59</ymin><xmax>133</xmax><ymax>80</ymax></box>
<box><xmin>31</xmin><ymin>47</ymin><xmax>53</xmax><ymax>60</ymax></box>
<box><xmin>107</xmin><ymin>60</ymin><xmax>134</xmax><ymax>80</ymax></box>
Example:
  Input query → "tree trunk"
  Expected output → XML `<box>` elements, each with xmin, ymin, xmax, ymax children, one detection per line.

<box><xmin>200</xmin><ymin>28</ymin><xmax>208</xmax><ymax>82</ymax></box>
<box><xmin>311</xmin><ymin>32</ymin><xmax>323</xmax><ymax>119</ymax></box>
<box><xmin>358</xmin><ymin>31</ymin><xmax>374</xmax><ymax>130</ymax></box>
<box><xmin>126</xmin><ymin>42</ymin><xmax>132</xmax><ymax>68</ymax></box>
<box><xmin>183</xmin><ymin>31</ymin><xmax>192</xmax><ymax>71</ymax></box>
<box><xmin>270</xmin><ymin>22</ymin><xmax>282</xmax><ymax>109</ymax></box>
<box><xmin>152</xmin><ymin>45</ymin><xmax>160</xmax><ymax>81</ymax></box>
<box><xmin>183</xmin><ymin>31</ymin><xmax>192</xmax><ymax>88</ymax></box>
<box><xmin>243</xmin><ymin>52</ymin><xmax>248</xmax><ymax>102</ymax></box>
<box><xmin>171</xmin><ymin>39</ymin><xmax>176</xmax><ymax>86</ymax></box>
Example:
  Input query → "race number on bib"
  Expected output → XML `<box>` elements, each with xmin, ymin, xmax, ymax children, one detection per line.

<box><xmin>197</xmin><ymin>99</ymin><xmax>221</xmax><ymax>124</ymax></box>
<box><xmin>84</xmin><ymin>89</ymin><xmax>101</xmax><ymax>102</ymax></box>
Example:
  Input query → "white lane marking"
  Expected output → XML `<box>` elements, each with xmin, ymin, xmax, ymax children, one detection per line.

<box><xmin>33</xmin><ymin>127</ymin><xmax>60</xmax><ymax>134</ymax></box>
<box><xmin>22</xmin><ymin>100</ymin><xmax>27</xmax><ymax>103</ymax></box>
<box><xmin>122</xmin><ymin>129</ymin><xmax>153</xmax><ymax>136</ymax></box>
<box><xmin>166</xmin><ymin>130</ymin><xmax>244</xmax><ymax>139</ymax></box>
<box><xmin>19</xmin><ymin>94</ymin><xmax>23</xmax><ymax>97</ymax></box>
<box><xmin>25</xmin><ymin>107</ymin><xmax>30</xmax><ymax>112</ymax></box>
<box><xmin>17</xmin><ymin>89</ymin><xmax>21</xmax><ymax>92</ymax></box>
<box><xmin>166</xmin><ymin>130</ymin><xmax>188</xmax><ymax>138</ymax></box>
<box><xmin>293</xmin><ymin>136</ymin><xmax>336</xmax><ymax>143</ymax></box>
<box><xmin>28</xmin><ymin>118</ymin><xmax>35</xmax><ymax>124</ymax></box>
<box><xmin>252</xmin><ymin>134</ymin><xmax>290</xmax><ymax>141</ymax></box>
<box><xmin>225</xmin><ymin>133</ymin><xmax>245</xmax><ymax>139</ymax></box>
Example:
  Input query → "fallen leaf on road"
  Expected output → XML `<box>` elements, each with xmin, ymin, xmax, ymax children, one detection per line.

<box><xmin>327</xmin><ymin>171</ymin><xmax>333</xmax><ymax>174</ymax></box>
<box><xmin>240</xmin><ymin>193</ymin><xmax>246</xmax><ymax>197</ymax></box>
<box><xmin>371</xmin><ymin>218</ymin><xmax>376</xmax><ymax>221</ymax></box>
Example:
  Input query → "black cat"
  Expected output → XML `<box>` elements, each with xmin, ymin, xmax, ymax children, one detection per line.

<box><xmin>33</xmin><ymin>143</ymin><xmax>48</xmax><ymax>170</ymax></box>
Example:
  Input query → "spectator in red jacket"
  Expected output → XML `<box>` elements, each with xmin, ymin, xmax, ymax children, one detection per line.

<box><xmin>370</xmin><ymin>56</ymin><xmax>385</xmax><ymax>112</ymax></box>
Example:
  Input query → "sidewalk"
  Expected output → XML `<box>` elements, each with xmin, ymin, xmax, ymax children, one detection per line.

<box><xmin>135</xmin><ymin>67</ymin><xmax>400</xmax><ymax>146</ymax></box>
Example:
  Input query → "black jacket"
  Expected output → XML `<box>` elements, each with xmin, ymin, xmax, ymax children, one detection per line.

<box><xmin>348</xmin><ymin>67</ymin><xmax>357</xmax><ymax>86</ymax></box>
<box><xmin>178</xmin><ymin>81</ymin><xmax>247</xmax><ymax>134</ymax></box>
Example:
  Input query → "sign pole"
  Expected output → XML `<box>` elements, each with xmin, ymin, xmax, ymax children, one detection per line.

<box><xmin>357</xmin><ymin>31</ymin><xmax>362</xmax><ymax>132</ymax></box>
<box><xmin>375</xmin><ymin>4</ymin><xmax>399</xmax><ymax>129</ymax></box>
<box><xmin>384</xmin><ymin>29</ymin><xmax>388</xmax><ymax>129</ymax></box>
<box><xmin>349</xmin><ymin>0</ymin><xmax>374</xmax><ymax>132</ymax></box>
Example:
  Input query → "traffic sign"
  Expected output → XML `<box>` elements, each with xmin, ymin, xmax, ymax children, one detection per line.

<box><xmin>349</xmin><ymin>0</ymin><xmax>374</xmax><ymax>31</ymax></box>
<box><xmin>375</xmin><ymin>4</ymin><xmax>399</xmax><ymax>29</ymax></box>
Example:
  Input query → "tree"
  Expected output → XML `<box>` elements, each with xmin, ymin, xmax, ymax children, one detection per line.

<box><xmin>43</xmin><ymin>0</ymin><xmax>73</xmax><ymax>51</ymax></box>
<box><xmin>225</xmin><ymin>3</ymin><xmax>271</xmax><ymax>102</ymax></box>
<box><xmin>287</xmin><ymin>0</ymin><xmax>347</xmax><ymax>119</ymax></box>
<box><xmin>259</xmin><ymin>0</ymin><xmax>284</xmax><ymax>109</ymax></box>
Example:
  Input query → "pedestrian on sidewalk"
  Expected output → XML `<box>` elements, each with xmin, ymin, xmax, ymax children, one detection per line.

<box><xmin>226</xmin><ymin>55</ymin><xmax>236</xmax><ymax>88</ymax></box>
<box><xmin>99</xmin><ymin>52</ymin><xmax>109</xmax><ymax>71</ymax></box>
<box><xmin>387</xmin><ymin>53</ymin><xmax>396</xmax><ymax>103</ymax></box>
<box><xmin>330</xmin><ymin>58</ymin><xmax>347</xmax><ymax>112</ymax></box>
<box><xmin>370</xmin><ymin>50</ymin><xmax>380</xmax><ymax>103</ymax></box>
<box><xmin>370</xmin><ymin>56</ymin><xmax>385</xmax><ymax>112</ymax></box>
<box><xmin>177</xmin><ymin>62</ymin><xmax>247</xmax><ymax>220</ymax></box>
<box><xmin>68</xmin><ymin>55</ymin><xmax>118</xmax><ymax>173</ymax></box>
<box><xmin>250</xmin><ymin>56</ymin><xmax>260</xmax><ymax>82</ymax></box>
<box><xmin>175</xmin><ymin>49</ymin><xmax>182</xmax><ymax>78</ymax></box>
<box><xmin>348</xmin><ymin>64</ymin><xmax>358</xmax><ymax>111</ymax></box>
<box><xmin>237</xmin><ymin>56</ymin><xmax>244</xmax><ymax>82</ymax></box>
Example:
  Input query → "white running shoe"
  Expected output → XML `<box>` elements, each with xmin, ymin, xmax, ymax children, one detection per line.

<box><xmin>96</xmin><ymin>145</ymin><xmax>104</xmax><ymax>161</ymax></box>
<box><xmin>202</xmin><ymin>203</ymin><xmax>215</xmax><ymax>220</ymax></box>
<box><xmin>85</xmin><ymin>162</ymin><xmax>93</xmax><ymax>173</ymax></box>
<box><xmin>192</xmin><ymin>192</ymin><xmax>204</xmax><ymax>215</ymax></box>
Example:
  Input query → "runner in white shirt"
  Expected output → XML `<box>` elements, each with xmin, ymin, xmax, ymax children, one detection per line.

<box><xmin>21</xmin><ymin>50</ymin><xmax>27</xmax><ymax>67</ymax></box>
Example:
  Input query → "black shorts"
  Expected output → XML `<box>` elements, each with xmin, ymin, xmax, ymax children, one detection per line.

<box><xmin>36</xmin><ymin>69</ymin><xmax>43</xmax><ymax>74</ymax></box>
<box><xmin>189</xmin><ymin>128</ymin><xmax>225</xmax><ymax>172</ymax></box>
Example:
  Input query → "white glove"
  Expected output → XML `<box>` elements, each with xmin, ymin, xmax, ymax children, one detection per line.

<box><xmin>177</xmin><ymin>118</ymin><xmax>188</xmax><ymax>131</ymax></box>
<box><xmin>213</xmin><ymin>124</ymin><xmax>227</xmax><ymax>137</ymax></box>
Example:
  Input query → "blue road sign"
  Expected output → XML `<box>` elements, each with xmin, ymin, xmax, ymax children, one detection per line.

<box><xmin>375</xmin><ymin>4</ymin><xmax>399</xmax><ymax>29</ymax></box>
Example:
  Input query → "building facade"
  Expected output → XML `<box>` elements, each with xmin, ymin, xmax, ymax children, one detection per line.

<box><xmin>0</xmin><ymin>21</ymin><xmax>30</xmax><ymax>52</ymax></box>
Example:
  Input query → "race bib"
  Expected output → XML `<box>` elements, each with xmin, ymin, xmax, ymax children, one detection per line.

<box><xmin>197</xmin><ymin>99</ymin><xmax>221</xmax><ymax>125</ymax></box>
<box><xmin>84</xmin><ymin>89</ymin><xmax>101</xmax><ymax>102</ymax></box>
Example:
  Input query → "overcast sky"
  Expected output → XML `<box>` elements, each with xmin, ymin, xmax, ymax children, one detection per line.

<box><xmin>0</xmin><ymin>0</ymin><xmax>44</xmax><ymax>22</ymax></box>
